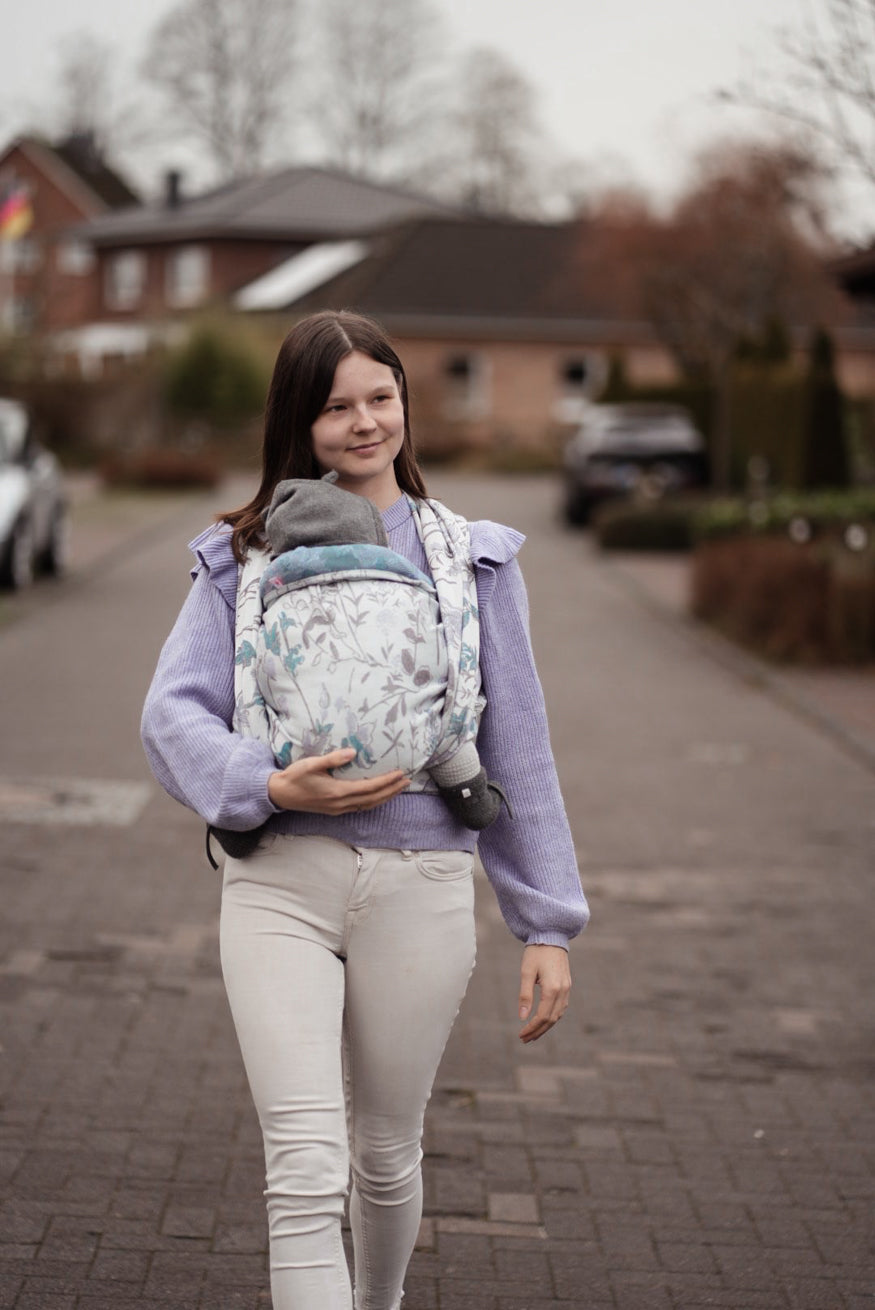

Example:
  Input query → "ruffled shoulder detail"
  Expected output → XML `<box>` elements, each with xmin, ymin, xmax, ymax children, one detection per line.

<box><xmin>188</xmin><ymin>522</ymin><xmax>238</xmax><ymax>609</ymax></box>
<box><xmin>469</xmin><ymin>520</ymin><xmax>525</xmax><ymax>606</ymax></box>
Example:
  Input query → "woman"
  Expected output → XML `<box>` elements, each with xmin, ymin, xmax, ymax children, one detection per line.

<box><xmin>141</xmin><ymin>310</ymin><xmax>588</xmax><ymax>1310</ymax></box>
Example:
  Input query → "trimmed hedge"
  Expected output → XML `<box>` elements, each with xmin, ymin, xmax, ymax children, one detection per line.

<box><xmin>593</xmin><ymin>498</ymin><xmax>703</xmax><ymax>552</ymax></box>
<box><xmin>691</xmin><ymin>534</ymin><xmax>875</xmax><ymax>663</ymax></box>
<box><xmin>693</xmin><ymin>490</ymin><xmax>875</xmax><ymax>542</ymax></box>
<box><xmin>100</xmin><ymin>447</ymin><xmax>223</xmax><ymax>490</ymax></box>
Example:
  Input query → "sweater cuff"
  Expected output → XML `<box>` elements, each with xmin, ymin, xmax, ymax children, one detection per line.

<box><xmin>524</xmin><ymin>931</ymin><xmax>572</xmax><ymax>950</ymax></box>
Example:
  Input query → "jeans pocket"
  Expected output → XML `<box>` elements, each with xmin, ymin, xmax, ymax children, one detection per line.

<box><xmin>413</xmin><ymin>849</ymin><xmax>475</xmax><ymax>882</ymax></box>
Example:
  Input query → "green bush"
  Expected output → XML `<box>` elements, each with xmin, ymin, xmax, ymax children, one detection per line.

<box><xmin>801</xmin><ymin>328</ymin><xmax>850</xmax><ymax>490</ymax></box>
<box><xmin>163</xmin><ymin>323</ymin><xmax>269</xmax><ymax>430</ymax></box>
<box><xmin>693</xmin><ymin>489</ymin><xmax>875</xmax><ymax>542</ymax></box>
<box><xmin>593</xmin><ymin>497</ymin><xmax>703</xmax><ymax>552</ymax></box>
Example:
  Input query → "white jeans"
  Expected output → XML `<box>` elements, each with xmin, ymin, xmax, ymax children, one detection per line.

<box><xmin>220</xmin><ymin>834</ymin><xmax>477</xmax><ymax>1310</ymax></box>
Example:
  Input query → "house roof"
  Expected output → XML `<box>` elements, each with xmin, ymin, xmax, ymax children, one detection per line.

<box><xmin>76</xmin><ymin>165</ymin><xmax>465</xmax><ymax>247</ymax></box>
<box><xmin>235</xmin><ymin>218</ymin><xmax>654</xmax><ymax>338</ymax></box>
<box><xmin>5</xmin><ymin>135</ymin><xmax>138</xmax><ymax>214</ymax></box>
<box><xmin>51</xmin><ymin>134</ymin><xmax>139</xmax><ymax>209</ymax></box>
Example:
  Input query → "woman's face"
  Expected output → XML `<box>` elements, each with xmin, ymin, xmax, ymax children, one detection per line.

<box><xmin>310</xmin><ymin>351</ymin><xmax>406</xmax><ymax>507</ymax></box>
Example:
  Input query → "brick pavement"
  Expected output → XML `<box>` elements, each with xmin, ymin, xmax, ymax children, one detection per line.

<box><xmin>0</xmin><ymin>473</ymin><xmax>873</xmax><ymax>1309</ymax></box>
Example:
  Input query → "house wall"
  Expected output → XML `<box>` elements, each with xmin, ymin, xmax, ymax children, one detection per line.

<box><xmin>93</xmin><ymin>239</ymin><xmax>306</xmax><ymax>321</ymax></box>
<box><xmin>394</xmin><ymin>333</ymin><xmax>679</xmax><ymax>457</ymax></box>
<box><xmin>0</xmin><ymin>141</ymin><xmax>103</xmax><ymax>332</ymax></box>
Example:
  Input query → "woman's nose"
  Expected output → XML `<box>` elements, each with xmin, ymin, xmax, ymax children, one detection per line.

<box><xmin>352</xmin><ymin>405</ymin><xmax>376</xmax><ymax>431</ymax></box>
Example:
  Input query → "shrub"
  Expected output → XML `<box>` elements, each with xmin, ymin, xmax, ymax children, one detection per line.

<box><xmin>800</xmin><ymin>328</ymin><xmax>850</xmax><ymax>490</ymax></box>
<box><xmin>693</xmin><ymin>489</ymin><xmax>875</xmax><ymax>542</ymax></box>
<box><xmin>691</xmin><ymin>534</ymin><xmax>875</xmax><ymax>663</ymax></box>
<box><xmin>100</xmin><ymin>447</ymin><xmax>223</xmax><ymax>490</ymax></box>
<box><xmin>593</xmin><ymin>498</ymin><xmax>703</xmax><ymax>552</ymax></box>
<box><xmin>163</xmin><ymin>322</ymin><xmax>269</xmax><ymax>430</ymax></box>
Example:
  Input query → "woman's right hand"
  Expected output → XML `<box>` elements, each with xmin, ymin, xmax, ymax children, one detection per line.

<box><xmin>267</xmin><ymin>748</ymin><xmax>409</xmax><ymax>815</ymax></box>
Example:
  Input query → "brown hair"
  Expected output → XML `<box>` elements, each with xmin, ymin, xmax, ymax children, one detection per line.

<box><xmin>221</xmin><ymin>310</ymin><xmax>427</xmax><ymax>561</ymax></box>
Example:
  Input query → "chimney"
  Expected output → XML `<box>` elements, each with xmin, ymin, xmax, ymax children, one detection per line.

<box><xmin>165</xmin><ymin>169</ymin><xmax>182</xmax><ymax>208</ymax></box>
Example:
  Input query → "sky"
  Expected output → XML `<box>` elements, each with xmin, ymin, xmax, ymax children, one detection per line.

<box><xmin>2</xmin><ymin>0</ymin><xmax>869</xmax><ymax>238</ymax></box>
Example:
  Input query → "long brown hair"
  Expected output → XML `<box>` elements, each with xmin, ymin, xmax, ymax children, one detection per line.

<box><xmin>222</xmin><ymin>310</ymin><xmax>427</xmax><ymax>561</ymax></box>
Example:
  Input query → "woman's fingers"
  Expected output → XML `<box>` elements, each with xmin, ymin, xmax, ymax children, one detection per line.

<box><xmin>269</xmin><ymin>752</ymin><xmax>409</xmax><ymax>813</ymax></box>
<box><xmin>517</xmin><ymin>945</ymin><xmax>571</xmax><ymax>1044</ymax></box>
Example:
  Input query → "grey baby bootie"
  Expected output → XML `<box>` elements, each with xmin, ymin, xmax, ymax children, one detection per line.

<box><xmin>437</xmin><ymin>768</ymin><xmax>512</xmax><ymax>830</ymax></box>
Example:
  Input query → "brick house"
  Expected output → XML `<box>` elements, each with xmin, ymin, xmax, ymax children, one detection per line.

<box><xmin>234</xmin><ymin>216</ymin><xmax>676</xmax><ymax>456</ymax></box>
<box><xmin>0</xmin><ymin>134</ymin><xmax>138</xmax><ymax>334</ymax></box>
<box><xmin>67</xmin><ymin>167</ymin><xmax>462</xmax><ymax>330</ymax></box>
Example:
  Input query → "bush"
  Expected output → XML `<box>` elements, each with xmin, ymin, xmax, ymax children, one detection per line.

<box><xmin>163</xmin><ymin>322</ymin><xmax>269</xmax><ymax>430</ymax></box>
<box><xmin>693</xmin><ymin>489</ymin><xmax>875</xmax><ymax>542</ymax></box>
<box><xmin>593</xmin><ymin>497</ymin><xmax>703</xmax><ymax>552</ymax></box>
<box><xmin>100</xmin><ymin>447</ymin><xmax>223</xmax><ymax>490</ymax></box>
<box><xmin>691</xmin><ymin>534</ymin><xmax>875</xmax><ymax>663</ymax></box>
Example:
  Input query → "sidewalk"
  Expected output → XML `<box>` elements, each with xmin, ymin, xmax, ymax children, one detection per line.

<box><xmin>0</xmin><ymin>472</ymin><xmax>872</xmax><ymax>1310</ymax></box>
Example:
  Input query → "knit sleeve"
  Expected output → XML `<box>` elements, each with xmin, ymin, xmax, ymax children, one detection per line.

<box><xmin>468</xmin><ymin>519</ymin><xmax>526</xmax><ymax>604</ymax></box>
<box><xmin>472</xmin><ymin>548</ymin><xmax>589</xmax><ymax>948</ymax></box>
<box><xmin>188</xmin><ymin>522</ymin><xmax>239</xmax><ymax>608</ymax></box>
<box><xmin>140</xmin><ymin>529</ymin><xmax>279</xmax><ymax>831</ymax></box>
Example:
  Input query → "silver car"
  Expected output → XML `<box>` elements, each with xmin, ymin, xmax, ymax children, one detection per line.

<box><xmin>0</xmin><ymin>398</ymin><xmax>68</xmax><ymax>589</ymax></box>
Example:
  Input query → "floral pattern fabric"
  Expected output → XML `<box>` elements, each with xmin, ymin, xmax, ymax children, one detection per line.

<box><xmin>232</xmin><ymin>497</ymin><xmax>484</xmax><ymax>790</ymax></box>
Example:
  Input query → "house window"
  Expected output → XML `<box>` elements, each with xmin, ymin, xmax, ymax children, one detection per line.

<box><xmin>562</xmin><ymin>357</ymin><xmax>588</xmax><ymax>391</ymax></box>
<box><xmin>166</xmin><ymin>245</ymin><xmax>210</xmax><ymax>308</ymax></box>
<box><xmin>554</xmin><ymin>352</ymin><xmax>603</xmax><ymax>421</ymax></box>
<box><xmin>442</xmin><ymin>352</ymin><xmax>489</xmax><ymax>420</ymax></box>
<box><xmin>57</xmin><ymin>240</ymin><xmax>95</xmax><ymax>276</ymax></box>
<box><xmin>105</xmin><ymin>250</ymin><xmax>146</xmax><ymax>311</ymax></box>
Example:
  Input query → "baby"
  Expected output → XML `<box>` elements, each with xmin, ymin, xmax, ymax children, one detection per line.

<box><xmin>210</xmin><ymin>476</ymin><xmax>507</xmax><ymax>861</ymax></box>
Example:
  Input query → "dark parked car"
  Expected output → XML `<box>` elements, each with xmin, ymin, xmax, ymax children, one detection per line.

<box><xmin>561</xmin><ymin>402</ymin><xmax>708</xmax><ymax>525</ymax></box>
<box><xmin>0</xmin><ymin>398</ymin><xmax>68</xmax><ymax>589</ymax></box>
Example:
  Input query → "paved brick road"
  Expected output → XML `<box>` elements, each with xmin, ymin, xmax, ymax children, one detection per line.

<box><xmin>1</xmin><ymin>474</ymin><xmax>872</xmax><ymax>1309</ymax></box>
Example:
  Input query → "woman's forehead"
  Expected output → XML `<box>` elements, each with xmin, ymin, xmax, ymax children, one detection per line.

<box><xmin>329</xmin><ymin>351</ymin><xmax>397</xmax><ymax>392</ymax></box>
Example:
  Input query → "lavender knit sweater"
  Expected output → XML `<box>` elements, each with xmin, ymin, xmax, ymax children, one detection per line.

<box><xmin>141</xmin><ymin>494</ymin><xmax>588</xmax><ymax>949</ymax></box>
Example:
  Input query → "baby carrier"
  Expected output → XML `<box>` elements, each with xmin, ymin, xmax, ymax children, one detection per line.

<box><xmin>208</xmin><ymin>480</ymin><xmax>506</xmax><ymax>865</ymax></box>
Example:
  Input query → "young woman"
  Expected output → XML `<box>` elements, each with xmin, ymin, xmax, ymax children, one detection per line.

<box><xmin>141</xmin><ymin>310</ymin><xmax>588</xmax><ymax>1310</ymax></box>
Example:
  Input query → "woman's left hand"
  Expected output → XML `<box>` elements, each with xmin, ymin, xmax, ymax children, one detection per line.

<box><xmin>518</xmin><ymin>944</ymin><xmax>571</xmax><ymax>1043</ymax></box>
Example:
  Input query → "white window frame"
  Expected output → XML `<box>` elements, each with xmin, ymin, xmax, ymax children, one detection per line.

<box><xmin>104</xmin><ymin>250</ymin><xmax>147</xmax><ymax>311</ymax></box>
<box><xmin>442</xmin><ymin>351</ymin><xmax>490</xmax><ymax>420</ymax></box>
<box><xmin>57</xmin><ymin>239</ymin><xmax>95</xmax><ymax>276</ymax></box>
<box><xmin>165</xmin><ymin>245</ymin><xmax>210</xmax><ymax>308</ymax></box>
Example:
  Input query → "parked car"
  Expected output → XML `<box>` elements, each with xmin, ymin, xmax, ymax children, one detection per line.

<box><xmin>0</xmin><ymin>398</ymin><xmax>68</xmax><ymax>589</ymax></box>
<box><xmin>561</xmin><ymin>403</ymin><xmax>708</xmax><ymax>525</ymax></box>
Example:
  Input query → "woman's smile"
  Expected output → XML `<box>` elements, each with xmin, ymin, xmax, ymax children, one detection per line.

<box><xmin>310</xmin><ymin>351</ymin><xmax>406</xmax><ymax>507</ymax></box>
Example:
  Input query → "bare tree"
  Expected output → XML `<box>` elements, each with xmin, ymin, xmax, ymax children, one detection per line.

<box><xmin>46</xmin><ymin>30</ymin><xmax>149</xmax><ymax>163</ymax></box>
<box><xmin>443</xmin><ymin>47</ymin><xmax>545</xmax><ymax>215</ymax></box>
<box><xmin>721</xmin><ymin>0</ymin><xmax>875</xmax><ymax>202</ymax></box>
<box><xmin>142</xmin><ymin>0</ymin><xmax>298</xmax><ymax>181</ymax></box>
<box><xmin>308</xmin><ymin>0</ymin><xmax>448</xmax><ymax>180</ymax></box>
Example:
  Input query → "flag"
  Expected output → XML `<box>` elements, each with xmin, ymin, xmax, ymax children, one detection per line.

<box><xmin>0</xmin><ymin>185</ymin><xmax>34</xmax><ymax>241</ymax></box>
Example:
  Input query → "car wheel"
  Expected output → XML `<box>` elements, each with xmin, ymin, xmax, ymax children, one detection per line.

<box><xmin>0</xmin><ymin>518</ymin><xmax>35</xmax><ymax>590</ymax></box>
<box><xmin>38</xmin><ymin>506</ymin><xmax>70</xmax><ymax>577</ymax></box>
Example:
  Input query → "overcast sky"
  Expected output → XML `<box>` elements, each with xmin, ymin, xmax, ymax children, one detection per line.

<box><xmin>3</xmin><ymin>0</ymin><xmax>868</xmax><ymax>236</ymax></box>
